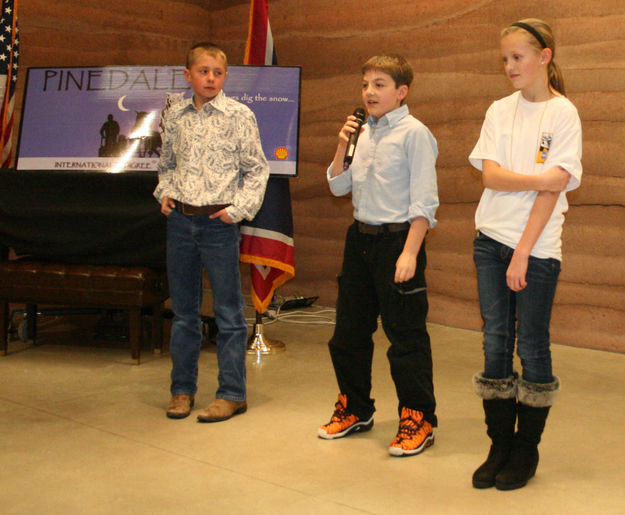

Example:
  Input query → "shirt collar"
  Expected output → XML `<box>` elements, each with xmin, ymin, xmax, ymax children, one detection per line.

<box><xmin>206</xmin><ymin>90</ymin><xmax>228</xmax><ymax>113</ymax></box>
<box><xmin>367</xmin><ymin>104</ymin><xmax>409</xmax><ymax>128</ymax></box>
<box><xmin>181</xmin><ymin>90</ymin><xmax>228</xmax><ymax>114</ymax></box>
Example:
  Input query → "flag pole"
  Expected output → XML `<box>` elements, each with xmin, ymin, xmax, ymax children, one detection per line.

<box><xmin>247</xmin><ymin>310</ymin><xmax>285</xmax><ymax>355</ymax></box>
<box><xmin>242</xmin><ymin>0</ymin><xmax>293</xmax><ymax>357</ymax></box>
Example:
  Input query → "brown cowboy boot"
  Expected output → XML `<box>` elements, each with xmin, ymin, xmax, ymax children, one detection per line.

<box><xmin>166</xmin><ymin>394</ymin><xmax>195</xmax><ymax>419</ymax></box>
<box><xmin>197</xmin><ymin>398</ymin><xmax>247</xmax><ymax>423</ymax></box>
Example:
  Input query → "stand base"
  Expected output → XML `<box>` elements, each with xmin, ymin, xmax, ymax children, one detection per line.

<box><xmin>247</xmin><ymin>322</ymin><xmax>285</xmax><ymax>354</ymax></box>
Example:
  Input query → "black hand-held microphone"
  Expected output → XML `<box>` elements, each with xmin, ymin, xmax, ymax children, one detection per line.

<box><xmin>343</xmin><ymin>107</ymin><xmax>366</xmax><ymax>170</ymax></box>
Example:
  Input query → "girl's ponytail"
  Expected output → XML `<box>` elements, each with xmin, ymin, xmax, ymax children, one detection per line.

<box><xmin>548</xmin><ymin>60</ymin><xmax>566</xmax><ymax>97</ymax></box>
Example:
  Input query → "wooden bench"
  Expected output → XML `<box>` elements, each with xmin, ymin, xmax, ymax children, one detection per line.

<box><xmin>0</xmin><ymin>260</ymin><xmax>168</xmax><ymax>364</ymax></box>
<box><xmin>0</xmin><ymin>168</ymin><xmax>169</xmax><ymax>364</ymax></box>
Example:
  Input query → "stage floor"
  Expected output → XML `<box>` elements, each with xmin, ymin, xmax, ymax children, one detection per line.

<box><xmin>1</xmin><ymin>304</ymin><xmax>624</xmax><ymax>514</ymax></box>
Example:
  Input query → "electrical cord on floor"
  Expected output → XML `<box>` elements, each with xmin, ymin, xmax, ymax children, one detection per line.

<box><xmin>243</xmin><ymin>293</ymin><xmax>335</xmax><ymax>327</ymax></box>
<box><xmin>273</xmin><ymin>308</ymin><xmax>335</xmax><ymax>326</ymax></box>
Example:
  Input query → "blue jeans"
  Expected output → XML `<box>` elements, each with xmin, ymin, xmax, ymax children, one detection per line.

<box><xmin>473</xmin><ymin>232</ymin><xmax>560</xmax><ymax>384</ymax></box>
<box><xmin>166</xmin><ymin>209</ymin><xmax>247</xmax><ymax>402</ymax></box>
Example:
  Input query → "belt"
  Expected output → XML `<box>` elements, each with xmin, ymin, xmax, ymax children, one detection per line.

<box><xmin>357</xmin><ymin>221</ymin><xmax>410</xmax><ymax>235</ymax></box>
<box><xmin>175</xmin><ymin>201</ymin><xmax>230</xmax><ymax>216</ymax></box>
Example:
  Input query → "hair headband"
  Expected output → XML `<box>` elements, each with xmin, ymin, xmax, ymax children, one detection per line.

<box><xmin>510</xmin><ymin>22</ymin><xmax>548</xmax><ymax>49</ymax></box>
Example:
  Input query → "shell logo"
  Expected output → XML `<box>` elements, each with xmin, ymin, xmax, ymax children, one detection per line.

<box><xmin>274</xmin><ymin>146</ymin><xmax>289</xmax><ymax>160</ymax></box>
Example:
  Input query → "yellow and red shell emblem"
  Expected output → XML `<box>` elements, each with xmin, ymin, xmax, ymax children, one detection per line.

<box><xmin>274</xmin><ymin>146</ymin><xmax>289</xmax><ymax>160</ymax></box>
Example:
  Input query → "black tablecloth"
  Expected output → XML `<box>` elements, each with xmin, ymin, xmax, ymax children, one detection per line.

<box><xmin>0</xmin><ymin>169</ymin><xmax>166</xmax><ymax>269</ymax></box>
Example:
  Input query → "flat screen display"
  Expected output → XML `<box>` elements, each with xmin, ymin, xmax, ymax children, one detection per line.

<box><xmin>16</xmin><ymin>65</ymin><xmax>301</xmax><ymax>177</ymax></box>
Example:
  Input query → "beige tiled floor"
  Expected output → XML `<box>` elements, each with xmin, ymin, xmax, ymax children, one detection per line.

<box><xmin>1</xmin><ymin>307</ymin><xmax>624</xmax><ymax>514</ymax></box>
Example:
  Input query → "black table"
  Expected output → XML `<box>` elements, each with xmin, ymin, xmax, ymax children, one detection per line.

<box><xmin>0</xmin><ymin>168</ymin><xmax>166</xmax><ymax>268</ymax></box>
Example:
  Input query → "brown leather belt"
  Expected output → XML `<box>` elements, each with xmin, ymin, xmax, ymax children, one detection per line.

<box><xmin>357</xmin><ymin>221</ymin><xmax>410</xmax><ymax>235</ymax></box>
<box><xmin>175</xmin><ymin>201</ymin><xmax>230</xmax><ymax>216</ymax></box>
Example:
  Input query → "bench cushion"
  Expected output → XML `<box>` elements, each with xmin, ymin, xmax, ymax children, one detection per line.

<box><xmin>0</xmin><ymin>261</ymin><xmax>168</xmax><ymax>307</ymax></box>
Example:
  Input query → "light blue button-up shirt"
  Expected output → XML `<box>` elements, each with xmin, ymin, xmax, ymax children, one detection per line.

<box><xmin>327</xmin><ymin>104</ymin><xmax>439</xmax><ymax>227</ymax></box>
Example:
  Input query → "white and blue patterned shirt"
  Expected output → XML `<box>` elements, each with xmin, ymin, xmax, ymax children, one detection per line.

<box><xmin>327</xmin><ymin>104</ymin><xmax>439</xmax><ymax>227</ymax></box>
<box><xmin>154</xmin><ymin>90</ymin><xmax>270</xmax><ymax>222</ymax></box>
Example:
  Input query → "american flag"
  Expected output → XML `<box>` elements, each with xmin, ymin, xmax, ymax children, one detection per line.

<box><xmin>0</xmin><ymin>0</ymin><xmax>18</xmax><ymax>168</ymax></box>
<box><xmin>239</xmin><ymin>0</ymin><xmax>295</xmax><ymax>314</ymax></box>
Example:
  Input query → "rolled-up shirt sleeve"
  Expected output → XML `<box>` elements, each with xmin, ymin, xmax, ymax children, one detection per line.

<box><xmin>407</xmin><ymin>124</ymin><xmax>439</xmax><ymax>228</ymax></box>
<box><xmin>327</xmin><ymin>163</ymin><xmax>353</xmax><ymax>196</ymax></box>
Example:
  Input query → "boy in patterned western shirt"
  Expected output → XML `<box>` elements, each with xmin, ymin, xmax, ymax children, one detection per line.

<box><xmin>154</xmin><ymin>42</ymin><xmax>269</xmax><ymax>423</ymax></box>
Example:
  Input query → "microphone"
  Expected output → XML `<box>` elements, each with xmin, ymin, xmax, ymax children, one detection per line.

<box><xmin>343</xmin><ymin>107</ymin><xmax>366</xmax><ymax>170</ymax></box>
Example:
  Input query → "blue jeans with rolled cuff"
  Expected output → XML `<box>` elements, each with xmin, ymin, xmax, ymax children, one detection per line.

<box><xmin>166</xmin><ymin>208</ymin><xmax>247</xmax><ymax>402</ymax></box>
<box><xmin>473</xmin><ymin>232</ymin><xmax>560</xmax><ymax>384</ymax></box>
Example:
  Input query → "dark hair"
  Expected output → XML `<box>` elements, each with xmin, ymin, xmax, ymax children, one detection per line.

<box><xmin>502</xmin><ymin>18</ymin><xmax>566</xmax><ymax>96</ymax></box>
<box><xmin>186</xmin><ymin>42</ymin><xmax>228</xmax><ymax>69</ymax></box>
<box><xmin>361</xmin><ymin>54</ymin><xmax>413</xmax><ymax>106</ymax></box>
<box><xmin>362</xmin><ymin>55</ymin><xmax>413</xmax><ymax>86</ymax></box>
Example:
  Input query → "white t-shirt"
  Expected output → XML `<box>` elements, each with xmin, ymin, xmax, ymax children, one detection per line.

<box><xmin>469</xmin><ymin>91</ymin><xmax>582</xmax><ymax>261</ymax></box>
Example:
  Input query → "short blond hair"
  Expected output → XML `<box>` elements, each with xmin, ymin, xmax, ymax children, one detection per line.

<box><xmin>186</xmin><ymin>42</ymin><xmax>228</xmax><ymax>69</ymax></box>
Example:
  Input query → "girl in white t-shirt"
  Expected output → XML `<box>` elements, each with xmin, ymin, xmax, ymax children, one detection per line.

<box><xmin>469</xmin><ymin>19</ymin><xmax>582</xmax><ymax>491</ymax></box>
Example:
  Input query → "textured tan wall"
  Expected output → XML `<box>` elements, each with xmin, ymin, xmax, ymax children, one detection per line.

<box><xmin>15</xmin><ymin>0</ymin><xmax>213</xmax><ymax>134</ymax></box>
<box><xmin>15</xmin><ymin>0</ymin><xmax>625</xmax><ymax>352</ymax></box>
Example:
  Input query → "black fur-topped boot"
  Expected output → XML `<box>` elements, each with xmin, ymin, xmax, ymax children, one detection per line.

<box><xmin>472</xmin><ymin>373</ymin><xmax>518</xmax><ymax>489</ymax></box>
<box><xmin>495</xmin><ymin>376</ymin><xmax>560</xmax><ymax>491</ymax></box>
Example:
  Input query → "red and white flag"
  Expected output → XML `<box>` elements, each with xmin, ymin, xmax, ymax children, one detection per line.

<box><xmin>239</xmin><ymin>0</ymin><xmax>295</xmax><ymax>314</ymax></box>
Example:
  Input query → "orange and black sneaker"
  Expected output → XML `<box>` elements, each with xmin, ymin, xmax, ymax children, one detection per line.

<box><xmin>388</xmin><ymin>407</ymin><xmax>434</xmax><ymax>456</ymax></box>
<box><xmin>318</xmin><ymin>393</ymin><xmax>373</xmax><ymax>440</ymax></box>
